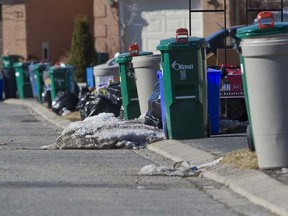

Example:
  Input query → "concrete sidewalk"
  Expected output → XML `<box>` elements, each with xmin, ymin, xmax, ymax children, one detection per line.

<box><xmin>4</xmin><ymin>98</ymin><xmax>288</xmax><ymax>216</ymax></box>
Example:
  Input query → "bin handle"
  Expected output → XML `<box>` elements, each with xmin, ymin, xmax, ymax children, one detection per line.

<box><xmin>129</xmin><ymin>43</ymin><xmax>140</xmax><ymax>56</ymax></box>
<box><xmin>176</xmin><ymin>28</ymin><xmax>189</xmax><ymax>43</ymax></box>
<box><xmin>257</xmin><ymin>11</ymin><xmax>274</xmax><ymax>29</ymax></box>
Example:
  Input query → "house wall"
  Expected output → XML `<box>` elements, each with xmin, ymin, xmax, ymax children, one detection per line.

<box><xmin>25</xmin><ymin>0</ymin><xmax>94</xmax><ymax>63</ymax></box>
<box><xmin>2</xmin><ymin>0</ymin><xmax>94</xmax><ymax>63</ymax></box>
<box><xmin>2</xmin><ymin>3</ymin><xmax>27</xmax><ymax>57</ymax></box>
<box><xmin>202</xmin><ymin>0</ymin><xmax>233</xmax><ymax>37</ymax></box>
<box><xmin>93</xmin><ymin>0</ymin><xmax>120</xmax><ymax>58</ymax></box>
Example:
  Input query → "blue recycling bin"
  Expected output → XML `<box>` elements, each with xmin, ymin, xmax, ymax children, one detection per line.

<box><xmin>86</xmin><ymin>67</ymin><xmax>95</xmax><ymax>88</ymax></box>
<box><xmin>28</xmin><ymin>63</ymin><xmax>38</xmax><ymax>97</ymax></box>
<box><xmin>207</xmin><ymin>68</ymin><xmax>221</xmax><ymax>135</ymax></box>
<box><xmin>159</xmin><ymin>68</ymin><xmax>221</xmax><ymax>136</ymax></box>
<box><xmin>157</xmin><ymin>70</ymin><xmax>167</xmax><ymax>137</ymax></box>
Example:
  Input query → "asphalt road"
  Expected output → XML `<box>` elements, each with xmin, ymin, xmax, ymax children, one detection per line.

<box><xmin>0</xmin><ymin>102</ymin><xmax>274</xmax><ymax>216</ymax></box>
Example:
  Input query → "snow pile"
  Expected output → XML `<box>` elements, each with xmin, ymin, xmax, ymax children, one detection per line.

<box><xmin>41</xmin><ymin>113</ymin><xmax>165</xmax><ymax>150</ymax></box>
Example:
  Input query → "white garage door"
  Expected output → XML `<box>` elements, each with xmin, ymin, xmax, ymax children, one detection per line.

<box><xmin>119</xmin><ymin>0</ymin><xmax>203</xmax><ymax>52</ymax></box>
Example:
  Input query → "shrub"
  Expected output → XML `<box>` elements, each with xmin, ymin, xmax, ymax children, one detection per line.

<box><xmin>68</xmin><ymin>15</ymin><xmax>97</xmax><ymax>82</ymax></box>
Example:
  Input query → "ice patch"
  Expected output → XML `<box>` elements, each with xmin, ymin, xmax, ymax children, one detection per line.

<box><xmin>41</xmin><ymin>113</ymin><xmax>165</xmax><ymax>150</ymax></box>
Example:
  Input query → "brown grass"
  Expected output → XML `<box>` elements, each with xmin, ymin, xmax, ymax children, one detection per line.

<box><xmin>221</xmin><ymin>148</ymin><xmax>259</xmax><ymax>169</ymax></box>
<box><xmin>62</xmin><ymin>111</ymin><xmax>82</xmax><ymax>122</ymax></box>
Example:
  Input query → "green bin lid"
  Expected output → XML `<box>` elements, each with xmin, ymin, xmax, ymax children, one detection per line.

<box><xmin>236</xmin><ymin>22</ymin><xmax>288</xmax><ymax>39</ymax></box>
<box><xmin>116</xmin><ymin>51</ymin><xmax>153</xmax><ymax>63</ymax></box>
<box><xmin>13</xmin><ymin>62</ymin><xmax>24</xmax><ymax>68</ymax></box>
<box><xmin>48</xmin><ymin>65</ymin><xmax>74</xmax><ymax>74</ymax></box>
<box><xmin>157</xmin><ymin>37</ymin><xmax>207</xmax><ymax>51</ymax></box>
<box><xmin>13</xmin><ymin>62</ymin><xmax>32</xmax><ymax>69</ymax></box>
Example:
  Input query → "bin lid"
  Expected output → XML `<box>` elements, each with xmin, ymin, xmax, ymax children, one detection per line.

<box><xmin>33</xmin><ymin>62</ymin><xmax>49</xmax><ymax>70</ymax></box>
<box><xmin>237</xmin><ymin>11</ymin><xmax>288</xmax><ymax>39</ymax></box>
<box><xmin>93</xmin><ymin>63</ymin><xmax>119</xmax><ymax>76</ymax></box>
<box><xmin>13</xmin><ymin>62</ymin><xmax>28</xmax><ymax>68</ymax></box>
<box><xmin>116</xmin><ymin>51</ymin><xmax>153</xmax><ymax>63</ymax></box>
<box><xmin>207</xmin><ymin>68</ymin><xmax>221</xmax><ymax>73</ymax></box>
<box><xmin>236</xmin><ymin>22</ymin><xmax>288</xmax><ymax>39</ymax></box>
<box><xmin>157</xmin><ymin>37</ymin><xmax>207</xmax><ymax>51</ymax></box>
<box><xmin>2</xmin><ymin>55</ymin><xmax>20</xmax><ymax>60</ymax></box>
<box><xmin>48</xmin><ymin>65</ymin><xmax>74</xmax><ymax>74</ymax></box>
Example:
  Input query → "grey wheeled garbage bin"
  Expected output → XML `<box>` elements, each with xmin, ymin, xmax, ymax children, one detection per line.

<box><xmin>132</xmin><ymin>54</ymin><xmax>161</xmax><ymax>115</ymax></box>
<box><xmin>237</xmin><ymin>11</ymin><xmax>288</xmax><ymax>169</ymax></box>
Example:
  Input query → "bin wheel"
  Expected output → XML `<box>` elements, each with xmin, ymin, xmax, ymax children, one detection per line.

<box><xmin>163</xmin><ymin>120</ymin><xmax>169</xmax><ymax>139</ymax></box>
<box><xmin>246</xmin><ymin>125</ymin><xmax>255</xmax><ymax>152</ymax></box>
<box><xmin>207</xmin><ymin>114</ymin><xmax>211</xmax><ymax>138</ymax></box>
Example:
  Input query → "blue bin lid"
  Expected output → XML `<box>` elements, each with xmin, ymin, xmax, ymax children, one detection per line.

<box><xmin>207</xmin><ymin>68</ymin><xmax>221</xmax><ymax>73</ymax></box>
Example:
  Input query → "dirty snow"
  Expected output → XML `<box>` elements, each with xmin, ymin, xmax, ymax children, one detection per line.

<box><xmin>139</xmin><ymin>157</ymin><xmax>223</xmax><ymax>177</ymax></box>
<box><xmin>138</xmin><ymin>164</ymin><xmax>201</xmax><ymax>177</ymax></box>
<box><xmin>41</xmin><ymin>113</ymin><xmax>165</xmax><ymax>150</ymax></box>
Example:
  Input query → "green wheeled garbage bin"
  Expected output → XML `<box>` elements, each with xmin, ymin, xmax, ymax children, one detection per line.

<box><xmin>13</xmin><ymin>62</ymin><xmax>33</xmax><ymax>99</ymax></box>
<box><xmin>2</xmin><ymin>55</ymin><xmax>20</xmax><ymax>70</ymax></box>
<box><xmin>34</xmin><ymin>63</ymin><xmax>50</xmax><ymax>102</ymax></box>
<box><xmin>2</xmin><ymin>55</ymin><xmax>20</xmax><ymax>99</ymax></box>
<box><xmin>157</xmin><ymin>28</ymin><xmax>208</xmax><ymax>140</ymax></box>
<box><xmin>48</xmin><ymin>65</ymin><xmax>75</xmax><ymax>101</ymax></box>
<box><xmin>236</xmin><ymin>11</ymin><xmax>288</xmax><ymax>169</ymax></box>
<box><xmin>116</xmin><ymin>52</ymin><xmax>152</xmax><ymax>120</ymax></box>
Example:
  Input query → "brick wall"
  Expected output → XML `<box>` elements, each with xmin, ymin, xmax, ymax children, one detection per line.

<box><xmin>2</xmin><ymin>4</ymin><xmax>27</xmax><ymax>58</ymax></box>
<box><xmin>202</xmin><ymin>0</ymin><xmax>232</xmax><ymax>37</ymax></box>
<box><xmin>2</xmin><ymin>0</ymin><xmax>94</xmax><ymax>63</ymax></box>
<box><xmin>93</xmin><ymin>0</ymin><xmax>120</xmax><ymax>58</ymax></box>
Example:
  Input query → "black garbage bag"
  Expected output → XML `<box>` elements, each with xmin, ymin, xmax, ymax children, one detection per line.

<box><xmin>52</xmin><ymin>91</ymin><xmax>79</xmax><ymax>115</ymax></box>
<box><xmin>77</xmin><ymin>87</ymin><xmax>97</xmax><ymax>120</ymax></box>
<box><xmin>100</xmin><ymin>82</ymin><xmax>122</xmax><ymax>109</ymax></box>
<box><xmin>90</xmin><ymin>95</ymin><xmax>121</xmax><ymax>117</ymax></box>
<box><xmin>77</xmin><ymin>84</ymin><xmax>122</xmax><ymax>120</ymax></box>
<box><xmin>144</xmin><ymin>81</ymin><xmax>162</xmax><ymax>129</ymax></box>
<box><xmin>41</xmin><ymin>86</ymin><xmax>52</xmax><ymax>108</ymax></box>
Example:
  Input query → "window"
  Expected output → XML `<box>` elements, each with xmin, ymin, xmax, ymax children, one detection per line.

<box><xmin>42</xmin><ymin>42</ymin><xmax>49</xmax><ymax>61</ymax></box>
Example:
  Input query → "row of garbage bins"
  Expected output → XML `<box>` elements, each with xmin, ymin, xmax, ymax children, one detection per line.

<box><xmin>88</xmin><ymin>32</ymin><xmax>222</xmax><ymax>140</ymax></box>
<box><xmin>92</xmin><ymin>12</ymin><xmax>288</xmax><ymax>170</ymax></box>
<box><xmin>1</xmin><ymin>11</ymin><xmax>288</xmax><ymax>169</ymax></box>
<box><xmin>0</xmin><ymin>56</ymin><xmax>76</xmax><ymax>106</ymax></box>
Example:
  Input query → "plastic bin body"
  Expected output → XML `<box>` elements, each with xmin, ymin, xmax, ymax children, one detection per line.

<box><xmin>116</xmin><ymin>52</ymin><xmax>153</xmax><ymax>120</ymax></box>
<box><xmin>2</xmin><ymin>55</ymin><xmax>19</xmax><ymax>99</ymax></box>
<box><xmin>86</xmin><ymin>67</ymin><xmax>95</xmax><ymax>88</ymax></box>
<box><xmin>157</xmin><ymin>37</ymin><xmax>208</xmax><ymax>140</ymax></box>
<box><xmin>93</xmin><ymin>63</ymin><xmax>119</xmax><ymax>92</ymax></box>
<box><xmin>132</xmin><ymin>54</ymin><xmax>161</xmax><ymax>115</ymax></box>
<box><xmin>207</xmin><ymin>68</ymin><xmax>221</xmax><ymax>135</ymax></box>
<box><xmin>28</xmin><ymin>64</ymin><xmax>38</xmax><ymax>97</ymax></box>
<box><xmin>157</xmin><ymin>70</ymin><xmax>167</xmax><ymax>136</ymax></box>
<box><xmin>236</xmin><ymin>14</ymin><xmax>288</xmax><ymax>169</ymax></box>
<box><xmin>35</xmin><ymin>63</ymin><xmax>50</xmax><ymax>102</ymax></box>
<box><xmin>13</xmin><ymin>62</ymin><xmax>33</xmax><ymax>99</ymax></box>
<box><xmin>49</xmin><ymin>66</ymin><xmax>75</xmax><ymax>101</ymax></box>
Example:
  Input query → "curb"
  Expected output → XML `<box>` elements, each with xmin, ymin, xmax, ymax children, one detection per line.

<box><xmin>148</xmin><ymin>140</ymin><xmax>288</xmax><ymax>216</ymax></box>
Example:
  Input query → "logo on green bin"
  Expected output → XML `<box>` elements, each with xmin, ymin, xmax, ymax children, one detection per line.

<box><xmin>172</xmin><ymin>61</ymin><xmax>193</xmax><ymax>80</ymax></box>
<box><xmin>55</xmin><ymin>78</ymin><xmax>65</xmax><ymax>86</ymax></box>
